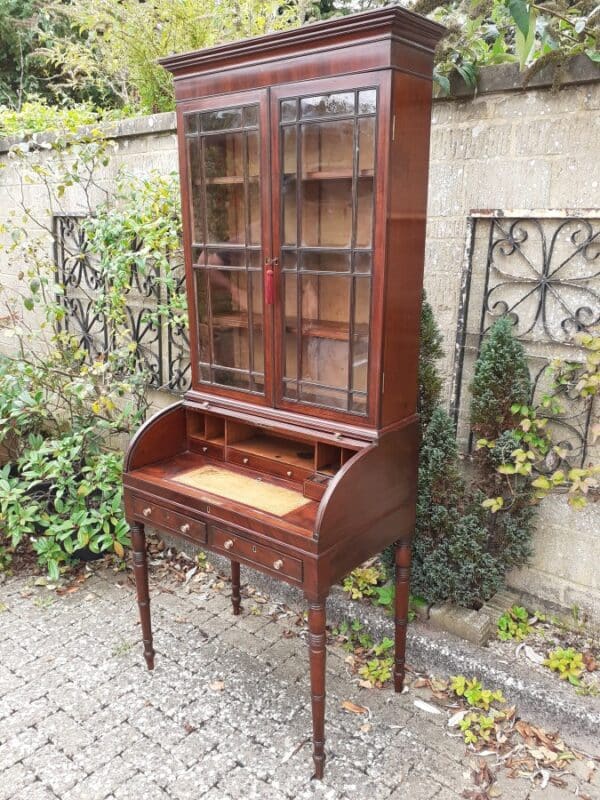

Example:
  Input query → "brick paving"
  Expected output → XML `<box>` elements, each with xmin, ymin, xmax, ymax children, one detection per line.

<box><xmin>0</xmin><ymin>564</ymin><xmax>598</xmax><ymax>800</ymax></box>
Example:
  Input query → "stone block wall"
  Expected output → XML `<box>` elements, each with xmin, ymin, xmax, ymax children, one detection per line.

<box><xmin>0</xmin><ymin>62</ymin><xmax>598</xmax><ymax>617</ymax></box>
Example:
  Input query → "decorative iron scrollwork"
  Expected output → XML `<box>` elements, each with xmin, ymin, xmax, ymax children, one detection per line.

<box><xmin>53</xmin><ymin>214</ymin><xmax>190</xmax><ymax>393</ymax></box>
<box><xmin>452</xmin><ymin>213</ymin><xmax>598</xmax><ymax>469</ymax></box>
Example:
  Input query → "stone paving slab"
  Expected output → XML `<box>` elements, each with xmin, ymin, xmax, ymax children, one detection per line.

<box><xmin>1</xmin><ymin>566</ymin><xmax>599</xmax><ymax>800</ymax></box>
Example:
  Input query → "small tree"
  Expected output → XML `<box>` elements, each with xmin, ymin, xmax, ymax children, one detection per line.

<box><xmin>470</xmin><ymin>317</ymin><xmax>531</xmax><ymax>441</ymax></box>
<box><xmin>418</xmin><ymin>292</ymin><xmax>444</xmax><ymax>431</ymax></box>
<box><xmin>411</xmin><ymin>409</ymin><xmax>496</xmax><ymax>607</ymax></box>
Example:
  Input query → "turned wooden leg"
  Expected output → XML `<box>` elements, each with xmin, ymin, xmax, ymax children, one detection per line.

<box><xmin>394</xmin><ymin>540</ymin><xmax>411</xmax><ymax>692</ymax></box>
<box><xmin>131</xmin><ymin>523</ymin><xmax>155</xmax><ymax>671</ymax></box>
<box><xmin>231</xmin><ymin>560</ymin><xmax>241</xmax><ymax>616</ymax></box>
<box><xmin>307</xmin><ymin>598</ymin><xmax>327</xmax><ymax>779</ymax></box>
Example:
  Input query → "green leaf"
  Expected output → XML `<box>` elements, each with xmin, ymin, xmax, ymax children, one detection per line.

<box><xmin>515</xmin><ymin>8</ymin><xmax>536</xmax><ymax>69</ymax></box>
<box><xmin>507</xmin><ymin>0</ymin><xmax>531</xmax><ymax>38</ymax></box>
<box><xmin>585</xmin><ymin>49</ymin><xmax>600</xmax><ymax>63</ymax></box>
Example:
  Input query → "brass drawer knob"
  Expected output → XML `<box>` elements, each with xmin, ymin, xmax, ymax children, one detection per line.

<box><xmin>273</xmin><ymin>559</ymin><xmax>284</xmax><ymax>570</ymax></box>
<box><xmin>286</xmin><ymin>470</ymin><xmax>292</xmax><ymax>477</ymax></box>
<box><xmin>243</xmin><ymin>457</ymin><xmax>249</xmax><ymax>464</ymax></box>
<box><xmin>202</xmin><ymin>446</ymin><xmax>208</xmax><ymax>453</ymax></box>
<box><xmin>142</xmin><ymin>507</ymin><xmax>152</xmax><ymax>517</ymax></box>
<box><xmin>224</xmin><ymin>539</ymin><xmax>234</xmax><ymax>550</ymax></box>
<box><xmin>180</xmin><ymin>523</ymin><xmax>190</xmax><ymax>534</ymax></box>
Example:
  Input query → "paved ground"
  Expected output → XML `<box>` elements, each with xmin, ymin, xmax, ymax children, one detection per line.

<box><xmin>1</xmin><ymin>560</ymin><xmax>598</xmax><ymax>800</ymax></box>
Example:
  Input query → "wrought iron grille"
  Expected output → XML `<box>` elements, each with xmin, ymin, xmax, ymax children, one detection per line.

<box><xmin>451</xmin><ymin>211</ymin><xmax>599</xmax><ymax>469</ymax></box>
<box><xmin>53</xmin><ymin>214</ymin><xmax>191</xmax><ymax>393</ymax></box>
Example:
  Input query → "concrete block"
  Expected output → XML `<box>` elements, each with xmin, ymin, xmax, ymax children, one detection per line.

<box><xmin>425</xmin><ymin>604</ymin><xmax>494</xmax><ymax>646</ymax></box>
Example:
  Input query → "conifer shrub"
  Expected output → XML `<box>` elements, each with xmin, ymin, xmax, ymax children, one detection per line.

<box><xmin>418</xmin><ymin>293</ymin><xmax>444</xmax><ymax>431</ymax></box>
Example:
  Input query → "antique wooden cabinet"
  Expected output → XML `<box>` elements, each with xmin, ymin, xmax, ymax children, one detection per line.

<box><xmin>124</xmin><ymin>7</ymin><xmax>444</xmax><ymax>779</ymax></box>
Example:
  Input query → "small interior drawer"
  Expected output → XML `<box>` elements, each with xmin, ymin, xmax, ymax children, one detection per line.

<box><xmin>227</xmin><ymin>447</ymin><xmax>311</xmax><ymax>483</ymax></box>
<box><xmin>209</xmin><ymin>527</ymin><xmax>303</xmax><ymax>582</ymax></box>
<box><xmin>132</xmin><ymin>497</ymin><xmax>207</xmax><ymax>542</ymax></box>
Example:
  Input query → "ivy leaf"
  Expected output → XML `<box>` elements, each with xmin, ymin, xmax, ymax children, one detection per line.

<box><xmin>434</xmin><ymin>74</ymin><xmax>451</xmax><ymax>95</ymax></box>
<box><xmin>585</xmin><ymin>48</ymin><xmax>600</xmax><ymax>63</ymax></box>
<box><xmin>507</xmin><ymin>0</ymin><xmax>531</xmax><ymax>37</ymax></box>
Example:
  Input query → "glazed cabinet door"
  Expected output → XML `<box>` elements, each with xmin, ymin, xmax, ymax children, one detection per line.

<box><xmin>271</xmin><ymin>75</ymin><xmax>385</xmax><ymax>424</ymax></box>
<box><xmin>179</xmin><ymin>90</ymin><xmax>273</xmax><ymax>403</ymax></box>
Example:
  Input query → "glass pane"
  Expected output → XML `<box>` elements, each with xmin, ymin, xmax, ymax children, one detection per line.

<box><xmin>281</xmin><ymin>99</ymin><xmax>297</xmax><ymax>122</ymax></box>
<box><xmin>354</xmin><ymin>252</ymin><xmax>371</xmax><ymax>274</ymax></box>
<box><xmin>243</xmin><ymin>106</ymin><xmax>258</xmax><ymax>127</ymax></box>
<box><xmin>301</xmin><ymin>251</ymin><xmax>350</xmax><ymax>273</ymax></box>
<box><xmin>194</xmin><ymin>270</ymin><xmax>210</xmax><ymax>363</ymax></box>
<box><xmin>209</xmin><ymin>270</ymin><xmax>250</xmax><ymax>373</ymax></box>
<box><xmin>358</xmin><ymin>117</ymin><xmax>375</xmax><ymax>175</ymax></box>
<box><xmin>204</xmin><ymin>248</ymin><xmax>246</xmax><ymax>268</ymax></box>
<box><xmin>249</xmin><ymin>181</ymin><xmax>260</xmax><ymax>245</ymax></box>
<box><xmin>300</xmin><ymin>274</ymin><xmax>350</xmax><ymax>390</ymax></box>
<box><xmin>302</xmin><ymin>179</ymin><xmax>352</xmax><ymax>247</ymax></box>
<box><xmin>350</xmin><ymin>393</ymin><xmax>367</xmax><ymax>413</ymax></box>
<box><xmin>213</xmin><ymin>368</ymin><xmax>250</xmax><ymax>390</ymax></box>
<box><xmin>353</xmin><ymin>277</ymin><xmax>371</xmax><ymax>393</ymax></box>
<box><xmin>185</xmin><ymin>113</ymin><xmax>199</xmax><ymax>134</ymax></box>
<box><xmin>300</xmin><ymin>385</ymin><xmax>347</xmax><ymax>410</ymax></box>
<box><xmin>302</xmin><ymin>121</ymin><xmax>353</xmax><ymax>177</ymax></box>
<box><xmin>281</xmin><ymin>250</ymin><xmax>296</xmax><ymax>270</ymax></box>
<box><xmin>301</xmin><ymin>92</ymin><xmax>355</xmax><ymax>118</ymax></box>
<box><xmin>247</xmin><ymin>130</ymin><xmax>260</xmax><ymax>178</ymax></box>
<box><xmin>283</xmin><ymin>126</ymin><xmax>296</xmax><ymax>175</ymax></box>
<box><xmin>202</xmin><ymin>108</ymin><xmax>242</xmax><ymax>131</ymax></box>
<box><xmin>356</xmin><ymin>180</ymin><xmax>373</xmax><ymax>248</ymax></box>
<box><xmin>358</xmin><ymin>90</ymin><xmax>377</xmax><ymax>115</ymax></box>
<box><xmin>282</xmin><ymin>177</ymin><xmax>297</xmax><ymax>245</ymax></box>
<box><xmin>187</xmin><ymin>138</ymin><xmax>205</xmax><ymax>243</ymax></box>
<box><xmin>283</xmin><ymin>274</ymin><xmax>297</xmax><ymax>381</ymax></box>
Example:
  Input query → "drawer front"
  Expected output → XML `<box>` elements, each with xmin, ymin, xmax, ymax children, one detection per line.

<box><xmin>210</xmin><ymin>527</ymin><xmax>303</xmax><ymax>582</ymax></box>
<box><xmin>189</xmin><ymin>438</ymin><xmax>224</xmax><ymax>460</ymax></box>
<box><xmin>132</xmin><ymin>497</ymin><xmax>207</xmax><ymax>542</ymax></box>
<box><xmin>227</xmin><ymin>448</ymin><xmax>311</xmax><ymax>483</ymax></box>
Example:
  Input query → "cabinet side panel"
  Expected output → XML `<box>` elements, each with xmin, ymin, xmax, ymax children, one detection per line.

<box><xmin>381</xmin><ymin>70</ymin><xmax>434</xmax><ymax>427</ymax></box>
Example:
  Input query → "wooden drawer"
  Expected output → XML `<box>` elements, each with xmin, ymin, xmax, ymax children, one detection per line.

<box><xmin>188</xmin><ymin>437</ymin><xmax>224</xmax><ymax>460</ymax></box>
<box><xmin>132</xmin><ymin>497</ymin><xmax>207</xmax><ymax>543</ymax></box>
<box><xmin>210</xmin><ymin>527</ymin><xmax>303</xmax><ymax>582</ymax></box>
<box><xmin>227</xmin><ymin>447</ymin><xmax>312</xmax><ymax>483</ymax></box>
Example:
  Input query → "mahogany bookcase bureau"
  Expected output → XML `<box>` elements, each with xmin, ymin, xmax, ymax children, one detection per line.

<box><xmin>124</xmin><ymin>7</ymin><xmax>444</xmax><ymax>779</ymax></box>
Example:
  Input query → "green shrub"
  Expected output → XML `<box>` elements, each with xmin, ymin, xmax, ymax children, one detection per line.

<box><xmin>470</xmin><ymin>317</ymin><xmax>531</xmax><ymax>442</ymax></box>
<box><xmin>418</xmin><ymin>292</ymin><xmax>444</xmax><ymax>431</ymax></box>
<box><xmin>410</xmin><ymin>408</ymin><xmax>510</xmax><ymax>608</ymax></box>
<box><xmin>0</xmin><ymin>133</ymin><xmax>184</xmax><ymax>578</ymax></box>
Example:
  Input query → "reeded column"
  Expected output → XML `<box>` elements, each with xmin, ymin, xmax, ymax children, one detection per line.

<box><xmin>307</xmin><ymin>598</ymin><xmax>327</xmax><ymax>779</ymax></box>
<box><xmin>394</xmin><ymin>540</ymin><xmax>411</xmax><ymax>692</ymax></box>
<box><xmin>231</xmin><ymin>560</ymin><xmax>241</xmax><ymax>615</ymax></box>
<box><xmin>131</xmin><ymin>523</ymin><xmax>155</xmax><ymax>670</ymax></box>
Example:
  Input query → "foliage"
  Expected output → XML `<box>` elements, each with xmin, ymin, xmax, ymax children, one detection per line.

<box><xmin>470</xmin><ymin>318</ymin><xmax>532</xmax><ymax>443</ymax></box>
<box><xmin>418</xmin><ymin>293</ymin><xmax>444</xmax><ymax>431</ymax></box>
<box><xmin>331</xmin><ymin>620</ymin><xmax>394</xmax><ymax>687</ymax></box>
<box><xmin>450</xmin><ymin>675</ymin><xmax>506</xmax><ymax>710</ymax></box>
<box><xmin>38</xmin><ymin>0</ymin><xmax>300</xmax><ymax>115</ymax></box>
<box><xmin>0</xmin><ymin>131</ymin><xmax>184</xmax><ymax>577</ymax></box>
<box><xmin>410</xmin><ymin>408</ymin><xmax>528</xmax><ymax>608</ymax></box>
<box><xmin>0</xmin><ymin>100</ymin><xmax>130</xmax><ymax>139</ymax></box>
<box><xmin>477</xmin><ymin>327</ymin><xmax>599</xmax><ymax>509</ymax></box>
<box><xmin>342</xmin><ymin>564</ymin><xmax>384</xmax><ymax>599</ymax></box>
<box><xmin>544</xmin><ymin>647</ymin><xmax>585</xmax><ymax>685</ymax></box>
<box><xmin>312</xmin><ymin>0</ymin><xmax>600</xmax><ymax>96</ymax></box>
<box><xmin>497</xmin><ymin>605</ymin><xmax>532</xmax><ymax>640</ymax></box>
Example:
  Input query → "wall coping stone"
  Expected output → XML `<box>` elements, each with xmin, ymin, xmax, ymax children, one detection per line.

<box><xmin>0</xmin><ymin>110</ymin><xmax>177</xmax><ymax>154</ymax></box>
<box><xmin>439</xmin><ymin>53</ymin><xmax>599</xmax><ymax>100</ymax></box>
<box><xmin>0</xmin><ymin>55</ymin><xmax>597</xmax><ymax>153</ymax></box>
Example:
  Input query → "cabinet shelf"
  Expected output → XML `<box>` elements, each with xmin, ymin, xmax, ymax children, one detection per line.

<box><xmin>206</xmin><ymin>312</ymin><xmax>366</xmax><ymax>342</ymax></box>
<box><xmin>284</xmin><ymin>169</ymin><xmax>374</xmax><ymax>181</ymax></box>
<box><xmin>194</xmin><ymin>176</ymin><xmax>259</xmax><ymax>185</ymax></box>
